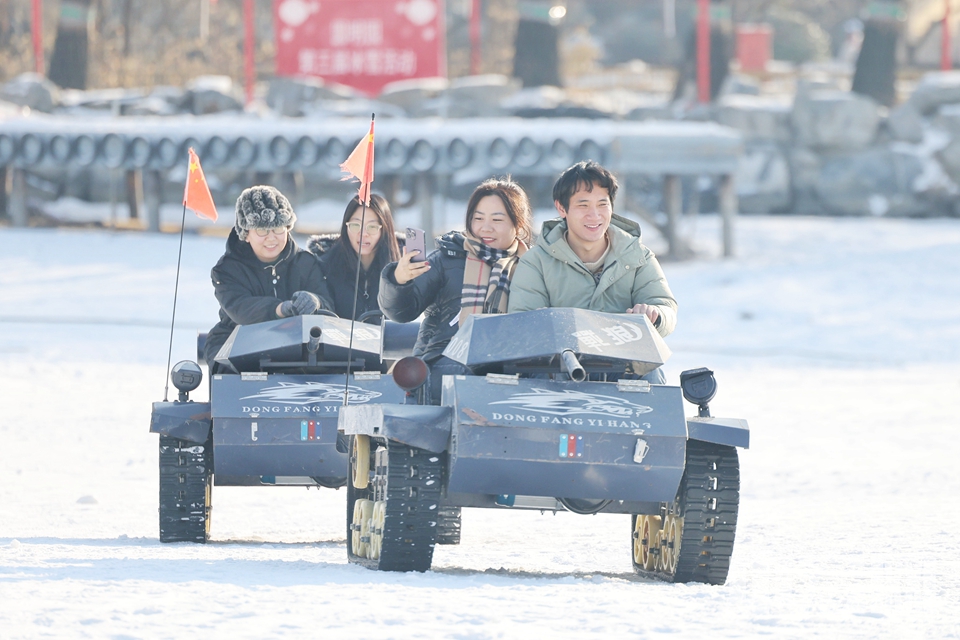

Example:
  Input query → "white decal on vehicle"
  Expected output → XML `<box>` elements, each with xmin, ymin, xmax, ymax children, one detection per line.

<box><xmin>489</xmin><ymin>388</ymin><xmax>653</xmax><ymax>417</ymax></box>
<box><xmin>251</xmin><ymin>422</ymin><xmax>258</xmax><ymax>441</ymax></box>
<box><xmin>241</xmin><ymin>382</ymin><xmax>382</xmax><ymax>405</ymax></box>
<box><xmin>602</xmin><ymin>322</ymin><xmax>643</xmax><ymax>346</ymax></box>
<box><xmin>322</xmin><ymin>327</ymin><xmax>379</xmax><ymax>344</ymax></box>
<box><xmin>572</xmin><ymin>322</ymin><xmax>643</xmax><ymax>350</ymax></box>
<box><xmin>445</xmin><ymin>335</ymin><xmax>469</xmax><ymax>360</ymax></box>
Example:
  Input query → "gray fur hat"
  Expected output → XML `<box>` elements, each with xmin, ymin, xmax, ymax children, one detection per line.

<box><xmin>235</xmin><ymin>185</ymin><xmax>296</xmax><ymax>240</ymax></box>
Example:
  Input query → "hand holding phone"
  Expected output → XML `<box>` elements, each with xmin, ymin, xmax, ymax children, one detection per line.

<box><xmin>405</xmin><ymin>227</ymin><xmax>427</xmax><ymax>263</ymax></box>
<box><xmin>394</xmin><ymin>228</ymin><xmax>431</xmax><ymax>285</ymax></box>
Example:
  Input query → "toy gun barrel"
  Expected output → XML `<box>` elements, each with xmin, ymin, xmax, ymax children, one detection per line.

<box><xmin>307</xmin><ymin>326</ymin><xmax>322</xmax><ymax>355</ymax></box>
<box><xmin>560</xmin><ymin>349</ymin><xmax>586</xmax><ymax>382</ymax></box>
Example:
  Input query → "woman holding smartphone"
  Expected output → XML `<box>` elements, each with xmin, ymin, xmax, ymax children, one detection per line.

<box><xmin>310</xmin><ymin>193</ymin><xmax>400</xmax><ymax>320</ymax></box>
<box><xmin>379</xmin><ymin>178</ymin><xmax>533</xmax><ymax>403</ymax></box>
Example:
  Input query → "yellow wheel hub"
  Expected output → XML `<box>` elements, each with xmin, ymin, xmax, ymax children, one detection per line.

<box><xmin>351</xmin><ymin>435</ymin><xmax>370</xmax><ymax>490</ymax></box>
<box><xmin>633</xmin><ymin>515</ymin><xmax>662</xmax><ymax>571</ymax></box>
<box><xmin>367</xmin><ymin>500</ymin><xmax>386</xmax><ymax>560</ymax></box>
<box><xmin>351</xmin><ymin>498</ymin><xmax>373</xmax><ymax>557</ymax></box>
<box><xmin>659</xmin><ymin>513</ymin><xmax>683</xmax><ymax>574</ymax></box>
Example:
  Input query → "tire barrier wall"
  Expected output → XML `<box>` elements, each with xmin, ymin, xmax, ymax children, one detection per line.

<box><xmin>0</xmin><ymin>116</ymin><xmax>742</xmax><ymax>179</ymax></box>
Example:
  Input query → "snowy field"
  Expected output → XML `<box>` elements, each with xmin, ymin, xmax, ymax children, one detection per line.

<box><xmin>1</xmin><ymin>213</ymin><xmax>959</xmax><ymax>638</ymax></box>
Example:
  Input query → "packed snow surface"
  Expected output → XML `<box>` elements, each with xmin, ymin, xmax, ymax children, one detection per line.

<box><xmin>1</xmin><ymin>214</ymin><xmax>959</xmax><ymax>638</ymax></box>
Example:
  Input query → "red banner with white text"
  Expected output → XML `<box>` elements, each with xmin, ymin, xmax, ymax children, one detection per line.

<box><xmin>274</xmin><ymin>0</ymin><xmax>446</xmax><ymax>96</ymax></box>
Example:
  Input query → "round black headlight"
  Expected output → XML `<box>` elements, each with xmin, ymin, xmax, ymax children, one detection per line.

<box><xmin>171</xmin><ymin>360</ymin><xmax>203</xmax><ymax>393</ymax></box>
<box><xmin>679</xmin><ymin>367</ymin><xmax>717</xmax><ymax>407</ymax></box>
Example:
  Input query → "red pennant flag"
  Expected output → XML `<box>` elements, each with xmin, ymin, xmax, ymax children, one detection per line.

<box><xmin>340</xmin><ymin>116</ymin><xmax>375</xmax><ymax>205</ymax></box>
<box><xmin>183</xmin><ymin>148</ymin><xmax>218</xmax><ymax>222</ymax></box>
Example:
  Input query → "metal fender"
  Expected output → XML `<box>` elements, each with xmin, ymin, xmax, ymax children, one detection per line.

<box><xmin>339</xmin><ymin>404</ymin><xmax>453</xmax><ymax>453</ymax></box>
<box><xmin>150</xmin><ymin>401</ymin><xmax>212</xmax><ymax>444</ymax></box>
<box><xmin>686</xmin><ymin>417</ymin><xmax>750</xmax><ymax>449</ymax></box>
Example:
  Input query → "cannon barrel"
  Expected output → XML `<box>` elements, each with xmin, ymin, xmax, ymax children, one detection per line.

<box><xmin>307</xmin><ymin>326</ymin><xmax>322</xmax><ymax>355</ymax></box>
<box><xmin>560</xmin><ymin>349</ymin><xmax>586</xmax><ymax>382</ymax></box>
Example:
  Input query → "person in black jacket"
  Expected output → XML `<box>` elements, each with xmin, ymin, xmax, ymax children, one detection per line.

<box><xmin>379</xmin><ymin>178</ymin><xmax>533</xmax><ymax>403</ymax></box>
<box><xmin>308</xmin><ymin>194</ymin><xmax>400</xmax><ymax>321</ymax></box>
<box><xmin>204</xmin><ymin>185</ymin><xmax>334</xmax><ymax>371</ymax></box>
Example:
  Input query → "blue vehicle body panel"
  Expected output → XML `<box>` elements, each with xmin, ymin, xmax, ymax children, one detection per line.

<box><xmin>687</xmin><ymin>417</ymin><xmax>751</xmax><ymax>449</ymax></box>
<box><xmin>443</xmin><ymin>376</ymin><xmax>688</xmax><ymax>502</ymax></box>
<box><xmin>339</xmin><ymin>404</ymin><xmax>453</xmax><ymax>453</ymax></box>
<box><xmin>210</xmin><ymin>372</ymin><xmax>408</xmax><ymax>478</ymax></box>
<box><xmin>150</xmin><ymin>401</ymin><xmax>211</xmax><ymax>444</ymax></box>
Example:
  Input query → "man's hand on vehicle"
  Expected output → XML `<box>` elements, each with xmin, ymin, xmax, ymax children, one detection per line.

<box><xmin>626</xmin><ymin>303</ymin><xmax>659</xmax><ymax>325</ymax></box>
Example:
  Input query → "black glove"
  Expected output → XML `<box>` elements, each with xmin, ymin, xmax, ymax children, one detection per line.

<box><xmin>291</xmin><ymin>290</ymin><xmax>321</xmax><ymax>315</ymax></box>
<box><xmin>278</xmin><ymin>300</ymin><xmax>299</xmax><ymax>317</ymax></box>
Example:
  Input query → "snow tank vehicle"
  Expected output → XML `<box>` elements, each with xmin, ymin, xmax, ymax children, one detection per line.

<box><xmin>339</xmin><ymin>308</ymin><xmax>749</xmax><ymax>584</ymax></box>
<box><xmin>148</xmin><ymin>312</ymin><xmax>418</xmax><ymax>543</ymax></box>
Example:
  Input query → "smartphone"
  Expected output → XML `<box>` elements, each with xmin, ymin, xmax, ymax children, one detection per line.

<box><xmin>405</xmin><ymin>227</ymin><xmax>427</xmax><ymax>262</ymax></box>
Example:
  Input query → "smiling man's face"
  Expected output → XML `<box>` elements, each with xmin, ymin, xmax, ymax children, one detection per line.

<box><xmin>556</xmin><ymin>182</ymin><xmax>612</xmax><ymax>252</ymax></box>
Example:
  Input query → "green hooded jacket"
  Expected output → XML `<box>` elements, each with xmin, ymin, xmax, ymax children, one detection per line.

<box><xmin>507</xmin><ymin>214</ymin><xmax>677</xmax><ymax>337</ymax></box>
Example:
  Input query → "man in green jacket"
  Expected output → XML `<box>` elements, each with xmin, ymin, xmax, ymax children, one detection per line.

<box><xmin>507</xmin><ymin>161</ymin><xmax>677</xmax><ymax>381</ymax></box>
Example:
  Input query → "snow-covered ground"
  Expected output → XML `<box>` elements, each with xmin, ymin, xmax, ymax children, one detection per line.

<box><xmin>1</xmin><ymin>213</ymin><xmax>959</xmax><ymax>638</ymax></box>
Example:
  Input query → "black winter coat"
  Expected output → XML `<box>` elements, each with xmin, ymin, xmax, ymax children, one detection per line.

<box><xmin>204</xmin><ymin>229</ymin><xmax>334</xmax><ymax>366</ymax></box>
<box><xmin>309</xmin><ymin>235</ymin><xmax>388</xmax><ymax>321</ymax></box>
<box><xmin>379</xmin><ymin>231</ymin><xmax>466</xmax><ymax>362</ymax></box>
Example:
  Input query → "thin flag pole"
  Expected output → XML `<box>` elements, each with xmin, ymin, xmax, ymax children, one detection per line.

<box><xmin>343</xmin><ymin>113</ymin><xmax>376</xmax><ymax>406</ymax></box>
<box><xmin>165</xmin><ymin>149</ymin><xmax>218</xmax><ymax>401</ymax></box>
<box><xmin>163</xmin><ymin>203</ymin><xmax>188</xmax><ymax>402</ymax></box>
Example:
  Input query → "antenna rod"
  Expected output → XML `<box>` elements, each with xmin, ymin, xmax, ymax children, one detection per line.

<box><xmin>163</xmin><ymin>203</ymin><xmax>188</xmax><ymax>402</ymax></box>
<box><xmin>342</xmin><ymin>199</ymin><xmax>368</xmax><ymax>406</ymax></box>
<box><xmin>343</xmin><ymin>113</ymin><xmax>376</xmax><ymax>406</ymax></box>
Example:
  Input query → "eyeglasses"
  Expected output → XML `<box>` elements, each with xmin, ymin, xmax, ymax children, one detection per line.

<box><xmin>346</xmin><ymin>222</ymin><xmax>383</xmax><ymax>234</ymax></box>
<box><xmin>253</xmin><ymin>227</ymin><xmax>290</xmax><ymax>237</ymax></box>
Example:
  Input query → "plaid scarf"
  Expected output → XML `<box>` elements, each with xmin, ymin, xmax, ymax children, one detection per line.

<box><xmin>459</xmin><ymin>231</ymin><xmax>526</xmax><ymax>326</ymax></box>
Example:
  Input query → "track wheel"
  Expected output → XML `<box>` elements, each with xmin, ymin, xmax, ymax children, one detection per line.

<box><xmin>368</xmin><ymin>501</ymin><xmax>386</xmax><ymax>560</ymax></box>
<box><xmin>632</xmin><ymin>515</ymin><xmax>662</xmax><ymax>571</ymax></box>
<box><xmin>158</xmin><ymin>435</ymin><xmax>213</xmax><ymax>543</ymax></box>
<box><xmin>351</xmin><ymin>435</ymin><xmax>370</xmax><ymax>489</ymax></box>
<box><xmin>659</xmin><ymin>513</ymin><xmax>682</xmax><ymax>574</ymax></box>
<box><xmin>374</xmin><ymin>441</ymin><xmax>443</xmax><ymax>572</ymax></box>
<box><xmin>436</xmin><ymin>506</ymin><xmax>462</xmax><ymax>545</ymax></box>
<box><xmin>351</xmin><ymin>498</ymin><xmax>373</xmax><ymax>558</ymax></box>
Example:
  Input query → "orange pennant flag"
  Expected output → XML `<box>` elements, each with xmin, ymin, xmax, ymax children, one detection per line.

<box><xmin>183</xmin><ymin>148</ymin><xmax>218</xmax><ymax>222</ymax></box>
<box><xmin>340</xmin><ymin>116</ymin><xmax>375</xmax><ymax>205</ymax></box>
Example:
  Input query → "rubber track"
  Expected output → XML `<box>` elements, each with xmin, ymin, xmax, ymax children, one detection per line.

<box><xmin>349</xmin><ymin>441</ymin><xmax>443</xmax><ymax>572</ymax></box>
<box><xmin>634</xmin><ymin>440</ymin><xmax>740</xmax><ymax>584</ymax></box>
<box><xmin>158</xmin><ymin>436</ymin><xmax>212</xmax><ymax>543</ymax></box>
<box><xmin>436</xmin><ymin>506</ymin><xmax>462</xmax><ymax>545</ymax></box>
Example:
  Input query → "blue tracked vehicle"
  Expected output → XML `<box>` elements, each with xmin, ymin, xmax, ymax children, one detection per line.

<box><xmin>340</xmin><ymin>308</ymin><xmax>749</xmax><ymax>583</ymax></box>
<box><xmin>148</xmin><ymin>313</ymin><xmax>417</xmax><ymax>543</ymax></box>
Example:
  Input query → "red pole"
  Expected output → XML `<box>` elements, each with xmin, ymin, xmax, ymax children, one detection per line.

<box><xmin>32</xmin><ymin>0</ymin><xmax>44</xmax><ymax>75</ymax></box>
<box><xmin>696</xmin><ymin>0</ymin><xmax>711</xmax><ymax>102</ymax></box>
<box><xmin>943</xmin><ymin>0</ymin><xmax>952</xmax><ymax>71</ymax></box>
<box><xmin>244</xmin><ymin>0</ymin><xmax>255</xmax><ymax>105</ymax></box>
<box><xmin>470</xmin><ymin>0</ymin><xmax>482</xmax><ymax>75</ymax></box>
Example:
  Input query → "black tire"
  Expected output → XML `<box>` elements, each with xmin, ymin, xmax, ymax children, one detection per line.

<box><xmin>348</xmin><ymin>438</ymin><xmax>443</xmax><ymax>572</ymax></box>
<box><xmin>436</xmin><ymin>506</ymin><xmax>462</xmax><ymax>545</ymax></box>
<box><xmin>158</xmin><ymin>435</ymin><xmax>213</xmax><ymax>543</ymax></box>
<box><xmin>632</xmin><ymin>440</ymin><xmax>740</xmax><ymax>584</ymax></box>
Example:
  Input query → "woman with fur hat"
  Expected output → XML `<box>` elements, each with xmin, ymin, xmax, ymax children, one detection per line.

<box><xmin>308</xmin><ymin>194</ymin><xmax>400</xmax><ymax>321</ymax></box>
<box><xmin>203</xmin><ymin>185</ymin><xmax>334</xmax><ymax>369</ymax></box>
<box><xmin>378</xmin><ymin>178</ymin><xmax>533</xmax><ymax>403</ymax></box>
